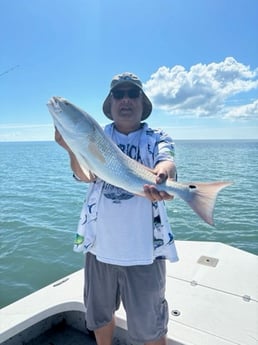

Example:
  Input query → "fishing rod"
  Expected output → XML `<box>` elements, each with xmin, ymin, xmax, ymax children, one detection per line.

<box><xmin>0</xmin><ymin>65</ymin><xmax>20</xmax><ymax>78</ymax></box>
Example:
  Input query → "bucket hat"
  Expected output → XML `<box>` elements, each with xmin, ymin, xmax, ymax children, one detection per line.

<box><xmin>102</xmin><ymin>72</ymin><xmax>152</xmax><ymax>120</ymax></box>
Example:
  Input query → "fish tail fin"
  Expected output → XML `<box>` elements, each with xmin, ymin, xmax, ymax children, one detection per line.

<box><xmin>179</xmin><ymin>181</ymin><xmax>232</xmax><ymax>226</ymax></box>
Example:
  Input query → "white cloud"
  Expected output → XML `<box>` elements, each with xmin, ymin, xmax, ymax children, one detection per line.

<box><xmin>224</xmin><ymin>99</ymin><xmax>258</xmax><ymax>120</ymax></box>
<box><xmin>144</xmin><ymin>57</ymin><xmax>258</xmax><ymax>119</ymax></box>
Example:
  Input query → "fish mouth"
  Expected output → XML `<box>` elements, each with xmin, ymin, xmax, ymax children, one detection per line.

<box><xmin>47</xmin><ymin>97</ymin><xmax>63</xmax><ymax>115</ymax></box>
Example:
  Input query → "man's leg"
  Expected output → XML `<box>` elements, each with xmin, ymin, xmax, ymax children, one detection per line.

<box><xmin>94</xmin><ymin>317</ymin><xmax>115</xmax><ymax>345</ymax></box>
<box><xmin>145</xmin><ymin>335</ymin><xmax>167</xmax><ymax>345</ymax></box>
<box><xmin>84</xmin><ymin>254</ymin><xmax>120</xmax><ymax>344</ymax></box>
<box><xmin>121</xmin><ymin>260</ymin><xmax>168</xmax><ymax>343</ymax></box>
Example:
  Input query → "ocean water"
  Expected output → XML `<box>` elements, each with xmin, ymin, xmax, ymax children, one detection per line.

<box><xmin>0</xmin><ymin>140</ymin><xmax>258</xmax><ymax>308</ymax></box>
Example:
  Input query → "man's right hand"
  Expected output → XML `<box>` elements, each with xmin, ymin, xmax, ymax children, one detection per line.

<box><xmin>55</xmin><ymin>127</ymin><xmax>97</xmax><ymax>183</ymax></box>
<box><xmin>55</xmin><ymin>127</ymin><xmax>71</xmax><ymax>152</ymax></box>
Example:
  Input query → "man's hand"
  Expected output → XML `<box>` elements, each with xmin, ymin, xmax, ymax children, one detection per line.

<box><xmin>143</xmin><ymin>161</ymin><xmax>176</xmax><ymax>201</ymax></box>
<box><xmin>54</xmin><ymin>127</ymin><xmax>96</xmax><ymax>182</ymax></box>
<box><xmin>55</xmin><ymin>128</ymin><xmax>71</xmax><ymax>152</ymax></box>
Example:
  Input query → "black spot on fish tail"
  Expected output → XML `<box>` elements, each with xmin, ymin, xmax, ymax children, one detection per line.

<box><xmin>189</xmin><ymin>185</ymin><xmax>197</xmax><ymax>189</ymax></box>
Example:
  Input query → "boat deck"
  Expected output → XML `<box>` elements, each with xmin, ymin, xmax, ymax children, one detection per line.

<box><xmin>1</xmin><ymin>241</ymin><xmax>257</xmax><ymax>345</ymax></box>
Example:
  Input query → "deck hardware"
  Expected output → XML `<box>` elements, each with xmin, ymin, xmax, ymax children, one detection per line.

<box><xmin>53</xmin><ymin>277</ymin><xmax>69</xmax><ymax>287</ymax></box>
<box><xmin>242</xmin><ymin>295</ymin><xmax>251</xmax><ymax>302</ymax></box>
<box><xmin>197</xmin><ymin>255</ymin><xmax>219</xmax><ymax>267</ymax></box>
<box><xmin>190</xmin><ymin>280</ymin><xmax>198</xmax><ymax>286</ymax></box>
<box><xmin>171</xmin><ymin>309</ymin><xmax>181</xmax><ymax>316</ymax></box>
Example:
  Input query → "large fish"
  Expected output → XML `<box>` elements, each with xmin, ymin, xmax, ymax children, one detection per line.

<box><xmin>47</xmin><ymin>96</ymin><xmax>231</xmax><ymax>226</ymax></box>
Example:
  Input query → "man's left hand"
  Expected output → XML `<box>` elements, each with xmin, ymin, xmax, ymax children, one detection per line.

<box><xmin>143</xmin><ymin>162</ymin><xmax>176</xmax><ymax>201</ymax></box>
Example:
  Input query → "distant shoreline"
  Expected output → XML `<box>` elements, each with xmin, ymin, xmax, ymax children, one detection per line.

<box><xmin>1</xmin><ymin>138</ymin><xmax>258</xmax><ymax>144</ymax></box>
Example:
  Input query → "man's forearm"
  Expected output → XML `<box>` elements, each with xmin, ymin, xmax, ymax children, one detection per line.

<box><xmin>68</xmin><ymin>151</ymin><xmax>96</xmax><ymax>182</ymax></box>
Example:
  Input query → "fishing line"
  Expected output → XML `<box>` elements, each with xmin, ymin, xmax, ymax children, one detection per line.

<box><xmin>0</xmin><ymin>65</ymin><xmax>20</xmax><ymax>78</ymax></box>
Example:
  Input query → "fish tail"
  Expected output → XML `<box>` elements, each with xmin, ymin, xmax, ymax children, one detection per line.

<box><xmin>178</xmin><ymin>181</ymin><xmax>232</xmax><ymax>226</ymax></box>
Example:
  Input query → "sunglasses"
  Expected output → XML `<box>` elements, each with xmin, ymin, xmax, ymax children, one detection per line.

<box><xmin>111</xmin><ymin>88</ymin><xmax>142</xmax><ymax>100</ymax></box>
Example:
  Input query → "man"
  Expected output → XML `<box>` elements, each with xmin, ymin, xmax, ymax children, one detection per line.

<box><xmin>55</xmin><ymin>72</ymin><xmax>178</xmax><ymax>345</ymax></box>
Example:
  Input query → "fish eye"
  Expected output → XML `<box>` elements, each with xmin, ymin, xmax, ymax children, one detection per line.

<box><xmin>189</xmin><ymin>185</ymin><xmax>197</xmax><ymax>189</ymax></box>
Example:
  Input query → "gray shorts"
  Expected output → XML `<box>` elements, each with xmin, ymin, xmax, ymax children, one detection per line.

<box><xmin>84</xmin><ymin>253</ymin><xmax>168</xmax><ymax>343</ymax></box>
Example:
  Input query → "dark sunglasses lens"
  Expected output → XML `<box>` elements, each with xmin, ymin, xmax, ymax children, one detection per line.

<box><xmin>128</xmin><ymin>89</ymin><xmax>141</xmax><ymax>98</ymax></box>
<box><xmin>112</xmin><ymin>90</ymin><xmax>124</xmax><ymax>99</ymax></box>
<box><xmin>112</xmin><ymin>89</ymin><xmax>141</xmax><ymax>99</ymax></box>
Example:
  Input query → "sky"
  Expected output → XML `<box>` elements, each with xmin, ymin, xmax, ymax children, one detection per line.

<box><xmin>1</xmin><ymin>0</ymin><xmax>258</xmax><ymax>141</ymax></box>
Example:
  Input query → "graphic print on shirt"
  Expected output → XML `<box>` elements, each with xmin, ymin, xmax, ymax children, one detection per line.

<box><xmin>103</xmin><ymin>141</ymin><xmax>142</xmax><ymax>203</ymax></box>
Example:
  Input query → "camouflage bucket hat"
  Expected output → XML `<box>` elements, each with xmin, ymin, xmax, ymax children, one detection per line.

<box><xmin>102</xmin><ymin>72</ymin><xmax>152</xmax><ymax>120</ymax></box>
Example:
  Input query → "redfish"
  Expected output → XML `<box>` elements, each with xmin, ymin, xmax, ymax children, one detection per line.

<box><xmin>47</xmin><ymin>96</ymin><xmax>232</xmax><ymax>226</ymax></box>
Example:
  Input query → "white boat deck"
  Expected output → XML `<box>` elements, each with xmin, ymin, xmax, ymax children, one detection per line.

<box><xmin>165</xmin><ymin>241</ymin><xmax>258</xmax><ymax>345</ymax></box>
<box><xmin>0</xmin><ymin>241</ymin><xmax>257</xmax><ymax>345</ymax></box>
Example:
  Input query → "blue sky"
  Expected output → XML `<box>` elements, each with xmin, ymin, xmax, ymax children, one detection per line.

<box><xmin>1</xmin><ymin>0</ymin><xmax>258</xmax><ymax>141</ymax></box>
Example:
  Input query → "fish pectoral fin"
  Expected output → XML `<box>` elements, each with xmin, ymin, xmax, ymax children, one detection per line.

<box><xmin>88</xmin><ymin>142</ymin><xmax>106</xmax><ymax>163</ymax></box>
<box><xmin>80</xmin><ymin>167</ymin><xmax>97</xmax><ymax>180</ymax></box>
<box><xmin>75</xmin><ymin>152</ymin><xmax>97</xmax><ymax>180</ymax></box>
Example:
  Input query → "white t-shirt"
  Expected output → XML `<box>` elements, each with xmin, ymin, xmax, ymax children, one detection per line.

<box><xmin>90</xmin><ymin>128</ymin><xmax>155</xmax><ymax>265</ymax></box>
